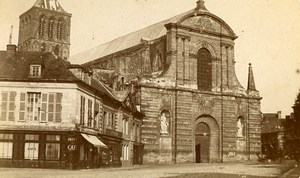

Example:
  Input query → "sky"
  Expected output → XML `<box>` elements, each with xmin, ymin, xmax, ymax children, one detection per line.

<box><xmin>0</xmin><ymin>0</ymin><xmax>299</xmax><ymax>116</ymax></box>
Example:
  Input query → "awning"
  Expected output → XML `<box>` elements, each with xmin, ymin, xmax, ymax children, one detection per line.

<box><xmin>81</xmin><ymin>133</ymin><xmax>107</xmax><ymax>148</ymax></box>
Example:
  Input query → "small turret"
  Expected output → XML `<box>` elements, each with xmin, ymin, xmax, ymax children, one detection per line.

<box><xmin>247</xmin><ymin>63</ymin><xmax>257</xmax><ymax>91</ymax></box>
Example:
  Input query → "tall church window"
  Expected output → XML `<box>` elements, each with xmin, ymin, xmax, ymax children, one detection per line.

<box><xmin>237</xmin><ymin>117</ymin><xmax>245</xmax><ymax>138</ymax></box>
<box><xmin>48</xmin><ymin>18</ymin><xmax>54</xmax><ymax>39</ymax></box>
<box><xmin>57</xmin><ymin>20</ymin><xmax>63</xmax><ymax>40</ymax></box>
<box><xmin>197</xmin><ymin>48</ymin><xmax>212</xmax><ymax>91</ymax></box>
<box><xmin>39</xmin><ymin>16</ymin><xmax>46</xmax><ymax>38</ymax></box>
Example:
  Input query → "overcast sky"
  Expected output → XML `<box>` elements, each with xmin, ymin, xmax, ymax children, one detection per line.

<box><xmin>0</xmin><ymin>0</ymin><xmax>299</xmax><ymax>116</ymax></box>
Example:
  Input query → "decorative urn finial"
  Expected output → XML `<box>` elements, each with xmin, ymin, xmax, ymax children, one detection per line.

<box><xmin>196</xmin><ymin>0</ymin><xmax>207</xmax><ymax>11</ymax></box>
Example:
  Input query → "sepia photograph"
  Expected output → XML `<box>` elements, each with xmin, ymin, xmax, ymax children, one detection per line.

<box><xmin>0</xmin><ymin>0</ymin><xmax>299</xmax><ymax>177</ymax></box>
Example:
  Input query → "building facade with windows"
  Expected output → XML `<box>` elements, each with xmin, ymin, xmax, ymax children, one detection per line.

<box><xmin>70</xmin><ymin>1</ymin><xmax>262</xmax><ymax>164</ymax></box>
<box><xmin>261</xmin><ymin>112</ymin><xmax>285</xmax><ymax>160</ymax></box>
<box><xmin>0</xmin><ymin>45</ymin><xmax>143</xmax><ymax>169</ymax></box>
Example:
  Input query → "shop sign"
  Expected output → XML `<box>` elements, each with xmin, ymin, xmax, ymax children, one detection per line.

<box><xmin>105</xmin><ymin>129</ymin><xmax>122</xmax><ymax>138</ymax></box>
<box><xmin>67</xmin><ymin>144</ymin><xmax>76</xmax><ymax>151</ymax></box>
<box><xmin>67</xmin><ymin>137</ymin><xmax>76</xmax><ymax>142</ymax></box>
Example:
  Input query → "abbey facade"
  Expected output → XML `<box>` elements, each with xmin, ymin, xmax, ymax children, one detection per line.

<box><xmin>70</xmin><ymin>1</ymin><xmax>262</xmax><ymax>164</ymax></box>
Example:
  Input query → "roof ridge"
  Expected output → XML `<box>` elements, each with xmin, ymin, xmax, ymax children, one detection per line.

<box><xmin>70</xmin><ymin>9</ymin><xmax>194</xmax><ymax>64</ymax></box>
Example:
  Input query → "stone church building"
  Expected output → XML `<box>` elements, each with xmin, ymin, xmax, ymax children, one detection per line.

<box><xmin>15</xmin><ymin>0</ymin><xmax>262</xmax><ymax>164</ymax></box>
<box><xmin>70</xmin><ymin>0</ymin><xmax>262</xmax><ymax>164</ymax></box>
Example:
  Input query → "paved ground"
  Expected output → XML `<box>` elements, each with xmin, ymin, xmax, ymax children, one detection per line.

<box><xmin>279</xmin><ymin>163</ymin><xmax>300</xmax><ymax>178</ymax></box>
<box><xmin>0</xmin><ymin>161</ymin><xmax>296</xmax><ymax>178</ymax></box>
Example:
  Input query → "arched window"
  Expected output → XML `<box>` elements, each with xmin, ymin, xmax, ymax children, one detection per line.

<box><xmin>39</xmin><ymin>16</ymin><xmax>46</xmax><ymax>38</ymax></box>
<box><xmin>57</xmin><ymin>20</ymin><xmax>63</xmax><ymax>40</ymax></box>
<box><xmin>237</xmin><ymin>116</ymin><xmax>245</xmax><ymax>138</ymax></box>
<box><xmin>197</xmin><ymin>48</ymin><xmax>212</xmax><ymax>91</ymax></box>
<box><xmin>54</xmin><ymin>45</ymin><xmax>60</xmax><ymax>55</ymax></box>
<box><xmin>48</xmin><ymin>18</ymin><xmax>54</xmax><ymax>38</ymax></box>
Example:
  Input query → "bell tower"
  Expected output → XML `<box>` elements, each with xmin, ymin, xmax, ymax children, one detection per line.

<box><xmin>18</xmin><ymin>0</ymin><xmax>72</xmax><ymax>60</ymax></box>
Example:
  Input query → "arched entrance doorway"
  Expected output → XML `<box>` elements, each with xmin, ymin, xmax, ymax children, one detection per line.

<box><xmin>195</xmin><ymin>122</ymin><xmax>210</xmax><ymax>163</ymax></box>
<box><xmin>194</xmin><ymin>115</ymin><xmax>220</xmax><ymax>163</ymax></box>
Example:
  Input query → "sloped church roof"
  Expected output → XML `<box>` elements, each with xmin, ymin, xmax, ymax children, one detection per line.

<box><xmin>70</xmin><ymin>1</ymin><xmax>236</xmax><ymax>65</ymax></box>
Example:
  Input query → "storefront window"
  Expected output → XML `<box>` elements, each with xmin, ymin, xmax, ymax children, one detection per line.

<box><xmin>24</xmin><ymin>142</ymin><xmax>39</xmax><ymax>160</ymax></box>
<box><xmin>46</xmin><ymin>143</ymin><xmax>60</xmax><ymax>160</ymax></box>
<box><xmin>46</xmin><ymin>135</ymin><xmax>60</xmax><ymax>160</ymax></box>
<box><xmin>24</xmin><ymin>134</ymin><xmax>39</xmax><ymax>160</ymax></box>
<box><xmin>0</xmin><ymin>142</ymin><xmax>13</xmax><ymax>158</ymax></box>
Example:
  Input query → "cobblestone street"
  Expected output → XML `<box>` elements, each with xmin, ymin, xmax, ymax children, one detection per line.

<box><xmin>0</xmin><ymin>161</ymin><xmax>295</xmax><ymax>178</ymax></box>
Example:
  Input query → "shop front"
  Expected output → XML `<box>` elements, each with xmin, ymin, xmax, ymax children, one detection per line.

<box><xmin>100</xmin><ymin>129</ymin><xmax>122</xmax><ymax>167</ymax></box>
<box><xmin>75</xmin><ymin>133</ymin><xmax>107</xmax><ymax>169</ymax></box>
<box><xmin>133</xmin><ymin>142</ymin><xmax>144</xmax><ymax>165</ymax></box>
<box><xmin>0</xmin><ymin>131</ymin><xmax>68</xmax><ymax>169</ymax></box>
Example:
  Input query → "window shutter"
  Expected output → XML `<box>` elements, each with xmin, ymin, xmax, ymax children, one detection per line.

<box><xmin>48</xmin><ymin>93</ymin><xmax>55</xmax><ymax>122</ymax></box>
<box><xmin>41</xmin><ymin>93</ymin><xmax>48</xmax><ymax>122</ymax></box>
<box><xmin>55</xmin><ymin>93</ymin><xmax>62</xmax><ymax>122</ymax></box>
<box><xmin>0</xmin><ymin>92</ymin><xmax>8</xmax><ymax>121</ymax></box>
<box><xmin>19</xmin><ymin>93</ymin><xmax>26</xmax><ymax>121</ymax></box>
<box><xmin>8</xmin><ymin>92</ymin><xmax>16</xmax><ymax>121</ymax></box>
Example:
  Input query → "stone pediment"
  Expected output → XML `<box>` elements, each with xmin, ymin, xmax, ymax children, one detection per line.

<box><xmin>179</xmin><ymin>14</ymin><xmax>236</xmax><ymax>38</ymax></box>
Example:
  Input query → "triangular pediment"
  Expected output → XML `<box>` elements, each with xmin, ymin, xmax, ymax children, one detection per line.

<box><xmin>34</xmin><ymin>0</ymin><xmax>67</xmax><ymax>13</ymax></box>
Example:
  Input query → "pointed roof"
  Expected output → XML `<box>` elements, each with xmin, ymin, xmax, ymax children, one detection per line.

<box><xmin>247</xmin><ymin>63</ymin><xmax>257</xmax><ymax>91</ymax></box>
<box><xmin>33</xmin><ymin>0</ymin><xmax>67</xmax><ymax>13</ymax></box>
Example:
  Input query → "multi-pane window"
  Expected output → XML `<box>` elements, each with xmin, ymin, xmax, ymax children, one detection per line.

<box><xmin>137</xmin><ymin>125</ymin><xmax>140</xmax><ymax>142</ymax></box>
<box><xmin>103</xmin><ymin>111</ymin><xmax>107</xmax><ymax>130</ymax></box>
<box><xmin>94</xmin><ymin>102</ymin><xmax>103</xmax><ymax>132</ymax></box>
<box><xmin>30</xmin><ymin>65</ymin><xmax>41</xmax><ymax>77</ymax></box>
<box><xmin>125</xmin><ymin>120</ymin><xmax>129</xmax><ymax>135</ymax></box>
<box><xmin>0</xmin><ymin>92</ymin><xmax>16</xmax><ymax>121</ymax></box>
<box><xmin>80</xmin><ymin>96</ymin><xmax>85</xmax><ymax>125</ymax></box>
<box><xmin>27</xmin><ymin>93</ymin><xmax>41</xmax><ymax>122</ymax></box>
<box><xmin>131</xmin><ymin>123</ymin><xmax>136</xmax><ymax>141</ymax></box>
<box><xmin>197</xmin><ymin>48</ymin><xmax>212</xmax><ymax>91</ymax></box>
<box><xmin>45</xmin><ymin>135</ymin><xmax>60</xmax><ymax>160</ymax></box>
<box><xmin>24</xmin><ymin>134</ymin><xmax>39</xmax><ymax>160</ymax></box>
<box><xmin>122</xmin><ymin>118</ymin><xmax>126</xmax><ymax>134</ymax></box>
<box><xmin>87</xmin><ymin>99</ymin><xmax>93</xmax><ymax>127</ymax></box>
<box><xmin>0</xmin><ymin>134</ymin><xmax>13</xmax><ymax>159</ymax></box>
<box><xmin>18</xmin><ymin>92</ymin><xmax>62</xmax><ymax>122</ymax></box>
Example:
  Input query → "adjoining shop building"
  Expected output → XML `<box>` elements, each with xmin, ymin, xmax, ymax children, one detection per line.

<box><xmin>0</xmin><ymin>47</ymin><xmax>144</xmax><ymax>169</ymax></box>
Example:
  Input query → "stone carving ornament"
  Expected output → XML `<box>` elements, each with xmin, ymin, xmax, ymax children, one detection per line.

<box><xmin>160</xmin><ymin>112</ymin><xmax>169</xmax><ymax>134</ymax></box>
<box><xmin>197</xmin><ymin>96</ymin><xmax>214</xmax><ymax>114</ymax></box>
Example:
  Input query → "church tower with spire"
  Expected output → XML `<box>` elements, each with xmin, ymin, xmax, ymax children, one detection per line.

<box><xmin>18</xmin><ymin>0</ymin><xmax>71</xmax><ymax>60</ymax></box>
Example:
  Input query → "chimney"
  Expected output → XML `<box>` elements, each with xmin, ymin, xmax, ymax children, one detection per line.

<box><xmin>7</xmin><ymin>25</ymin><xmax>17</xmax><ymax>53</ymax></box>
<box><xmin>277</xmin><ymin>111</ymin><xmax>282</xmax><ymax>119</ymax></box>
<box><xmin>7</xmin><ymin>44</ymin><xmax>17</xmax><ymax>52</ymax></box>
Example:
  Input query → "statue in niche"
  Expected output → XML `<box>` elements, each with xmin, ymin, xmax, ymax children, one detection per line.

<box><xmin>160</xmin><ymin>112</ymin><xmax>169</xmax><ymax>134</ymax></box>
<box><xmin>237</xmin><ymin>118</ymin><xmax>244</xmax><ymax>138</ymax></box>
